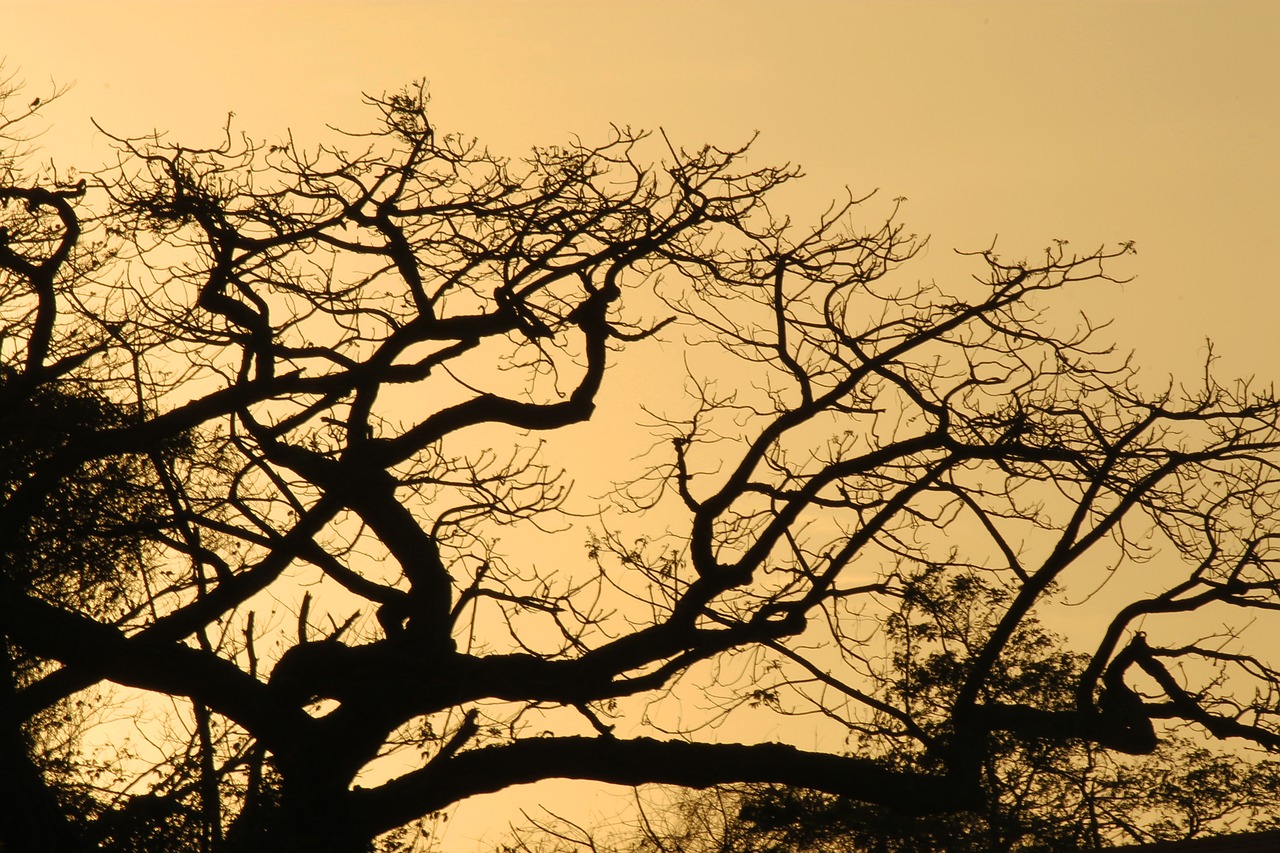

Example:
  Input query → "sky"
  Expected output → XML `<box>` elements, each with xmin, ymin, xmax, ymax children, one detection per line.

<box><xmin>4</xmin><ymin>1</ymin><xmax>1280</xmax><ymax>848</ymax></box>
<box><xmin>7</xmin><ymin>1</ymin><xmax>1278</xmax><ymax>383</ymax></box>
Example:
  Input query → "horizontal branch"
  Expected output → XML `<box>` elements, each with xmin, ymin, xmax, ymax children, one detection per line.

<box><xmin>0</xmin><ymin>583</ymin><xmax>310</xmax><ymax>755</ymax></box>
<box><xmin>351</xmin><ymin>736</ymin><xmax>981</xmax><ymax>838</ymax></box>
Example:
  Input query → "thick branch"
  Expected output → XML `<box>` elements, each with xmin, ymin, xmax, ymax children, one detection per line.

<box><xmin>351</xmin><ymin>737</ymin><xmax>980</xmax><ymax>838</ymax></box>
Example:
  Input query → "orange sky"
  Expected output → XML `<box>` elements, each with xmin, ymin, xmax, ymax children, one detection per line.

<box><xmin>7</xmin><ymin>1</ymin><xmax>1277</xmax><ymax>384</ymax></box>
<box><xmin>4</xmin><ymin>2</ymin><xmax>1279</xmax><ymax>848</ymax></box>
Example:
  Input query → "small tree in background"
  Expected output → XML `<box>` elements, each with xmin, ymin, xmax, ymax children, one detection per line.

<box><xmin>4</xmin><ymin>71</ymin><xmax>1280</xmax><ymax>852</ymax></box>
<box><xmin>501</xmin><ymin>577</ymin><xmax>1280</xmax><ymax>852</ymax></box>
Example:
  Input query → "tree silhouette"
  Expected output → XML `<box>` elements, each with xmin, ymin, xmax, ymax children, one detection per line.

<box><xmin>500</xmin><ymin>578</ymin><xmax>1280</xmax><ymax>852</ymax></box>
<box><xmin>4</xmin><ymin>77</ymin><xmax>1280</xmax><ymax>852</ymax></box>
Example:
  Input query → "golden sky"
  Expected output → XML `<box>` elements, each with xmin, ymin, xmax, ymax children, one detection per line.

<box><xmin>4</xmin><ymin>1</ymin><xmax>1280</xmax><ymax>848</ymax></box>
<box><xmin>7</xmin><ymin>1</ymin><xmax>1278</xmax><ymax>383</ymax></box>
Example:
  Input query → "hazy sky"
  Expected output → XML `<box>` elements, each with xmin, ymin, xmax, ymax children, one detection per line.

<box><xmin>7</xmin><ymin>1</ymin><xmax>1279</xmax><ymax>383</ymax></box>
<box><xmin>5</xmin><ymin>1</ymin><xmax>1279</xmax><ymax>848</ymax></box>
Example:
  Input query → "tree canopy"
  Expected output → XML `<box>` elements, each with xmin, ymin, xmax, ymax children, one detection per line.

<box><xmin>3</xmin><ymin>75</ymin><xmax>1280</xmax><ymax>852</ymax></box>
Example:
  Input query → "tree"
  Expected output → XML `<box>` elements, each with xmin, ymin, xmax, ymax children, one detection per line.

<box><xmin>501</xmin><ymin>577</ymin><xmax>1280</xmax><ymax>852</ymax></box>
<box><xmin>499</xmin><ymin>745</ymin><xmax>1280</xmax><ymax>853</ymax></box>
<box><xmin>3</xmin><ymin>74</ymin><xmax>1280</xmax><ymax>852</ymax></box>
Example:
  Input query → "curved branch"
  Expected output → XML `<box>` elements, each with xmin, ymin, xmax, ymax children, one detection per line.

<box><xmin>352</xmin><ymin>736</ymin><xmax>980</xmax><ymax>838</ymax></box>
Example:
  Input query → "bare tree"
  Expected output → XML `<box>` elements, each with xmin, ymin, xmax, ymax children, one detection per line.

<box><xmin>504</xmin><ymin>579</ymin><xmax>1280</xmax><ymax>853</ymax></box>
<box><xmin>3</xmin><ymin>79</ymin><xmax>1280</xmax><ymax>853</ymax></box>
